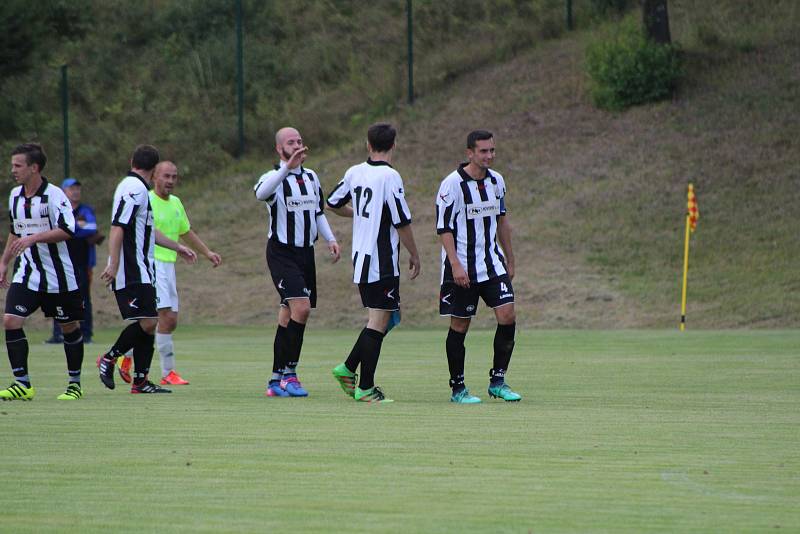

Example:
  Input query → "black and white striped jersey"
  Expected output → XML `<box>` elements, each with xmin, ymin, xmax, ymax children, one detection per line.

<box><xmin>436</xmin><ymin>164</ymin><xmax>508</xmax><ymax>283</ymax></box>
<box><xmin>110</xmin><ymin>171</ymin><xmax>154</xmax><ymax>289</ymax></box>
<box><xmin>254</xmin><ymin>162</ymin><xmax>327</xmax><ymax>248</ymax></box>
<box><xmin>8</xmin><ymin>178</ymin><xmax>78</xmax><ymax>292</ymax></box>
<box><xmin>327</xmin><ymin>159</ymin><xmax>412</xmax><ymax>284</ymax></box>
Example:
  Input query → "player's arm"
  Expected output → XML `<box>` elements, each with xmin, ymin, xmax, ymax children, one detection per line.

<box><xmin>328</xmin><ymin>205</ymin><xmax>353</xmax><ymax>217</ymax></box>
<box><xmin>315</xmin><ymin>213</ymin><xmax>340</xmax><ymax>263</ymax></box>
<box><xmin>155</xmin><ymin>229</ymin><xmax>197</xmax><ymax>264</ymax></box>
<box><xmin>100</xmin><ymin>225</ymin><xmax>124</xmax><ymax>285</ymax></box>
<box><xmin>439</xmin><ymin>232</ymin><xmax>469</xmax><ymax>288</ymax></box>
<box><xmin>180</xmin><ymin>229</ymin><xmax>221</xmax><ymax>267</ymax></box>
<box><xmin>8</xmin><ymin>228</ymin><xmax>71</xmax><ymax>258</ymax></box>
<box><xmin>0</xmin><ymin>233</ymin><xmax>18</xmax><ymax>288</ymax></box>
<box><xmin>497</xmin><ymin>215</ymin><xmax>515</xmax><ymax>280</ymax></box>
<box><xmin>254</xmin><ymin>167</ymin><xmax>288</xmax><ymax>201</ymax></box>
<box><xmin>254</xmin><ymin>150</ymin><xmax>306</xmax><ymax>201</ymax></box>
<box><xmin>326</xmin><ymin>178</ymin><xmax>353</xmax><ymax>218</ymax></box>
<box><xmin>396</xmin><ymin>224</ymin><xmax>420</xmax><ymax>280</ymax></box>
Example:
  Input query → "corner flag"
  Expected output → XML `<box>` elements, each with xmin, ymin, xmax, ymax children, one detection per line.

<box><xmin>680</xmin><ymin>183</ymin><xmax>699</xmax><ymax>331</ymax></box>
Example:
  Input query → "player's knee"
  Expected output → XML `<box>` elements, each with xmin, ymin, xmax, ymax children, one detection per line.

<box><xmin>450</xmin><ymin>317</ymin><xmax>470</xmax><ymax>333</ymax></box>
<box><xmin>59</xmin><ymin>321</ymin><xmax>80</xmax><ymax>334</ymax></box>
<box><xmin>160</xmin><ymin>316</ymin><xmax>178</xmax><ymax>332</ymax></box>
<box><xmin>292</xmin><ymin>301</ymin><xmax>311</xmax><ymax>323</ymax></box>
<box><xmin>3</xmin><ymin>314</ymin><xmax>23</xmax><ymax>330</ymax></box>
<box><xmin>497</xmin><ymin>307</ymin><xmax>516</xmax><ymax>325</ymax></box>
<box><xmin>139</xmin><ymin>318</ymin><xmax>158</xmax><ymax>334</ymax></box>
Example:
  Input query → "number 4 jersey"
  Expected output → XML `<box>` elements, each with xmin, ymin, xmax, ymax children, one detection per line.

<box><xmin>436</xmin><ymin>164</ymin><xmax>508</xmax><ymax>284</ymax></box>
<box><xmin>327</xmin><ymin>159</ymin><xmax>412</xmax><ymax>284</ymax></box>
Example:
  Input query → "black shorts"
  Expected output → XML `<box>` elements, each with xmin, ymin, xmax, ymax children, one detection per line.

<box><xmin>358</xmin><ymin>277</ymin><xmax>400</xmax><ymax>311</ymax></box>
<box><xmin>114</xmin><ymin>283</ymin><xmax>158</xmax><ymax>320</ymax></box>
<box><xmin>266</xmin><ymin>239</ymin><xmax>317</xmax><ymax>308</ymax></box>
<box><xmin>4</xmin><ymin>283</ymin><xmax>84</xmax><ymax>323</ymax></box>
<box><xmin>439</xmin><ymin>274</ymin><xmax>514</xmax><ymax>318</ymax></box>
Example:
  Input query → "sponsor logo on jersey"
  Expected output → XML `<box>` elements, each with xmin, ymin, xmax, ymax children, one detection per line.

<box><xmin>466</xmin><ymin>200</ymin><xmax>501</xmax><ymax>219</ymax></box>
<box><xmin>466</xmin><ymin>305</ymin><xmax>476</xmax><ymax>312</ymax></box>
<box><xmin>286</xmin><ymin>195</ymin><xmax>317</xmax><ymax>212</ymax></box>
<box><xmin>15</xmin><ymin>305</ymin><xmax>27</xmax><ymax>313</ymax></box>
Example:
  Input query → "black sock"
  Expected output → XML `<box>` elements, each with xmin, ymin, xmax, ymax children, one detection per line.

<box><xmin>272</xmin><ymin>325</ymin><xmax>288</xmax><ymax>374</ymax></box>
<box><xmin>107</xmin><ymin>322</ymin><xmax>145</xmax><ymax>360</ymax></box>
<box><xmin>62</xmin><ymin>328</ymin><xmax>83</xmax><ymax>384</ymax></box>
<box><xmin>344</xmin><ymin>329</ymin><xmax>367</xmax><ymax>373</ymax></box>
<box><xmin>491</xmin><ymin>322</ymin><xmax>516</xmax><ymax>384</ymax></box>
<box><xmin>284</xmin><ymin>319</ymin><xmax>306</xmax><ymax>375</ymax></box>
<box><xmin>5</xmin><ymin>328</ymin><xmax>30</xmax><ymax>387</ymax></box>
<box><xmin>446</xmin><ymin>328</ymin><xmax>467</xmax><ymax>392</ymax></box>
<box><xmin>133</xmin><ymin>330</ymin><xmax>155</xmax><ymax>385</ymax></box>
<box><xmin>358</xmin><ymin>328</ymin><xmax>385</xmax><ymax>390</ymax></box>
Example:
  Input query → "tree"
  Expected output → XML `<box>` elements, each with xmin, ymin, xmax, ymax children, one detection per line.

<box><xmin>641</xmin><ymin>0</ymin><xmax>671</xmax><ymax>44</ymax></box>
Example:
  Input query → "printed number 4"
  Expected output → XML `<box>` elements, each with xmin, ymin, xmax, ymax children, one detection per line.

<box><xmin>500</xmin><ymin>283</ymin><xmax>508</xmax><ymax>293</ymax></box>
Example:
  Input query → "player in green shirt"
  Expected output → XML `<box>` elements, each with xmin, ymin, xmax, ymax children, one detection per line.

<box><xmin>118</xmin><ymin>161</ymin><xmax>222</xmax><ymax>385</ymax></box>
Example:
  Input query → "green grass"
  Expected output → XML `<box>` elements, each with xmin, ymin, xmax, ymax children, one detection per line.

<box><xmin>3</xmin><ymin>326</ymin><xmax>798</xmax><ymax>532</ymax></box>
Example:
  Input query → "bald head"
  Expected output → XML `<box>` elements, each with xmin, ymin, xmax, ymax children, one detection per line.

<box><xmin>275</xmin><ymin>127</ymin><xmax>300</xmax><ymax>146</ymax></box>
<box><xmin>153</xmin><ymin>160</ymin><xmax>178</xmax><ymax>199</ymax></box>
<box><xmin>275</xmin><ymin>127</ymin><xmax>306</xmax><ymax>166</ymax></box>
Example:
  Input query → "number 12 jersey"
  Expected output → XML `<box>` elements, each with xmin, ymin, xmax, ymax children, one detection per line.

<box><xmin>327</xmin><ymin>159</ymin><xmax>412</xmax><ymax>284</ymax></box>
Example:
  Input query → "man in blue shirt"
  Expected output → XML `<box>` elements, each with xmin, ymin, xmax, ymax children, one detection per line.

<box><xmin>45</xmin><ymin>178</ymin><xmax>103</xmax><ymax>343</ymax></box>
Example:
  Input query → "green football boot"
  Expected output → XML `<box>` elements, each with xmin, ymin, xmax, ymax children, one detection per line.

<box><xmin>0</xmin><ymin>382</ymin><xmax>36</xmax><ymax>401</ymax></box>
<box><xmin>57</xmin><ymin>383</ymin><xmax>83</xmax><ymax>400</ymax></box>
<box><xmin>487</xmin><ymin>382</ymin><xmax>522</xmax><ymax>402</ymax></box>
<box><xmin>332</xmin><ymin>363</ymin><xmax>357</xmax><ymax>398</ymax></box>
<box><xmin>450</xmin><ymin>388</ymin><xmax>482</xmax><ymax>404</ymax></box>
<box><xmin>354</xmin><ymin>386</ymin><xmax>394</xmax><ymax>403</ymax></box>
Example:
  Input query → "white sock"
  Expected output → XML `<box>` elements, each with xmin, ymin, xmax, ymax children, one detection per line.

<box><xmin>156</xmin><ymin>332</ymin><xmax>175</xmax><ymax>377</ymax></box>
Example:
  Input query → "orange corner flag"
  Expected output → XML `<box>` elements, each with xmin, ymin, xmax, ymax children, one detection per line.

<box><xmin>687</xmin><ymin>184</ymin><xmax>699</xmax><ymax>232</ymax></box>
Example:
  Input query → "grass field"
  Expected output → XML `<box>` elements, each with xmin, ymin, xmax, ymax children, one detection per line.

<box><xmin>2</xmin><ymin>326</ymin><xmax>798</xmax><ymax>532</ymax></box>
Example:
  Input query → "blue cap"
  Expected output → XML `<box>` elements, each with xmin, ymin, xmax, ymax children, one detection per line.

<box><xmin>62</xmin><ymin>178</ymin><xmax>81</xmax><ymax>188</ymax></box>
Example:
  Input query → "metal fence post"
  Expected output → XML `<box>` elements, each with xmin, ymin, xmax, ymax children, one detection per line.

<box><xmin>236</xmin><ymin>0</ymin><xmax>245</xmax><ymax>157</ymax></box>
<box><xmin>407</xmin><ymin>0</ymin><xmax>414</xmax><ymax>104</ymax></box>
<box><xmin>61</xmin><ymin>65</ymin><xmax>70</xmax><ymax>178</ymax></box>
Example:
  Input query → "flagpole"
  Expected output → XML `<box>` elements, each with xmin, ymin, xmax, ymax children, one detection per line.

<box><xmin>680</xmin><ymin>213</ymin><xmax>691</xmax><ymax>331</ymax></box>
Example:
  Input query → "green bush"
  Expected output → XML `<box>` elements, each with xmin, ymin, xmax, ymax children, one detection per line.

<box><xmin>586</xmin><ymin>17</ymin><xmax>682</xmax><ymax>110</ymax></box>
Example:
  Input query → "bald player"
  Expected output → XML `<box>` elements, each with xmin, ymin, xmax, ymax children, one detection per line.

<box><xmin>254</xmin><ymin>127</ymin><xmax>340</xmax><ymax>397</ymax></box>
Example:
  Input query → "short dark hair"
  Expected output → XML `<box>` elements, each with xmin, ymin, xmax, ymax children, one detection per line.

<box><xmin>131</xmin><ymin>144</ymin><xmax>160</xmax><ymax>171</ymax></box>
<box><xmin>11</xmin><ymin>143</ymin><xmax>47</xmax><ymax>172</ymax></box>
<box><xmin>367</xmin><ymin>123</ymin><xmax>396</xmax><ymax>153</ymax></box>
<box><xmin>467</xmin><ymin>130</ymin><xmax>494</xmax><ymax>149</ymax></box>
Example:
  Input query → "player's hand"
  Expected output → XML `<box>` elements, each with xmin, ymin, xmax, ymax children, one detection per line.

<box><xmin>206</xmin><ymin>251</ymin><xmax>222</xmax><ymax>267</ymax></box>
<box><xmin>100</xmin><ymin>262</ymin><xmax>117</xmax><ymax>286</ymax></box>
<box><xmin>408</xmin><ymin>254</ymin><xmax>421</xmax><ymax>280</ymax></box>
<box><xmin>178</xmin><ymin>245</ymin><xmax>197</xmax><ymax>264</ymax></box>
<box><xmin>506</xmin><ymin>261</ymin><xmax>515</xmax><ymax>281</ymax></box>
<box><xmin>327</xmin><ymin>241</ymin><xmax>341</xmax><ymax>264</ymax></box>
<box><xmin>452</xmin><ymin>262</ymin><xmax>470</xmax><ymax>288</ymax></box>
<box><xmin>287</xmin><ymin>146</ymin><xmax>308</xmax><ymax>169</ymax></box>
<box><xmin>0</xmin><ymin>264</ymin><xmax>9</xmax><ymax>289</ymax></box>
<box><xmin>10</xmin><ymin>235</ymin><xmax>36</xmax><ymax>257</ymax></box>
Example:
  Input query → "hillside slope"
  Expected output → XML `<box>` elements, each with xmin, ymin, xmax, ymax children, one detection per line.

<box><xmin>19</xmin><ymin>7</ymin><xmax>800</xmax><ymax>331</ymax></box>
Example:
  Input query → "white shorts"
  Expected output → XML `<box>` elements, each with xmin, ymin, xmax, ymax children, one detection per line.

<box><xmin>155</xmin><ymin>260</ymin><xmax>179</xmax><ymax>311</ymax></box>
